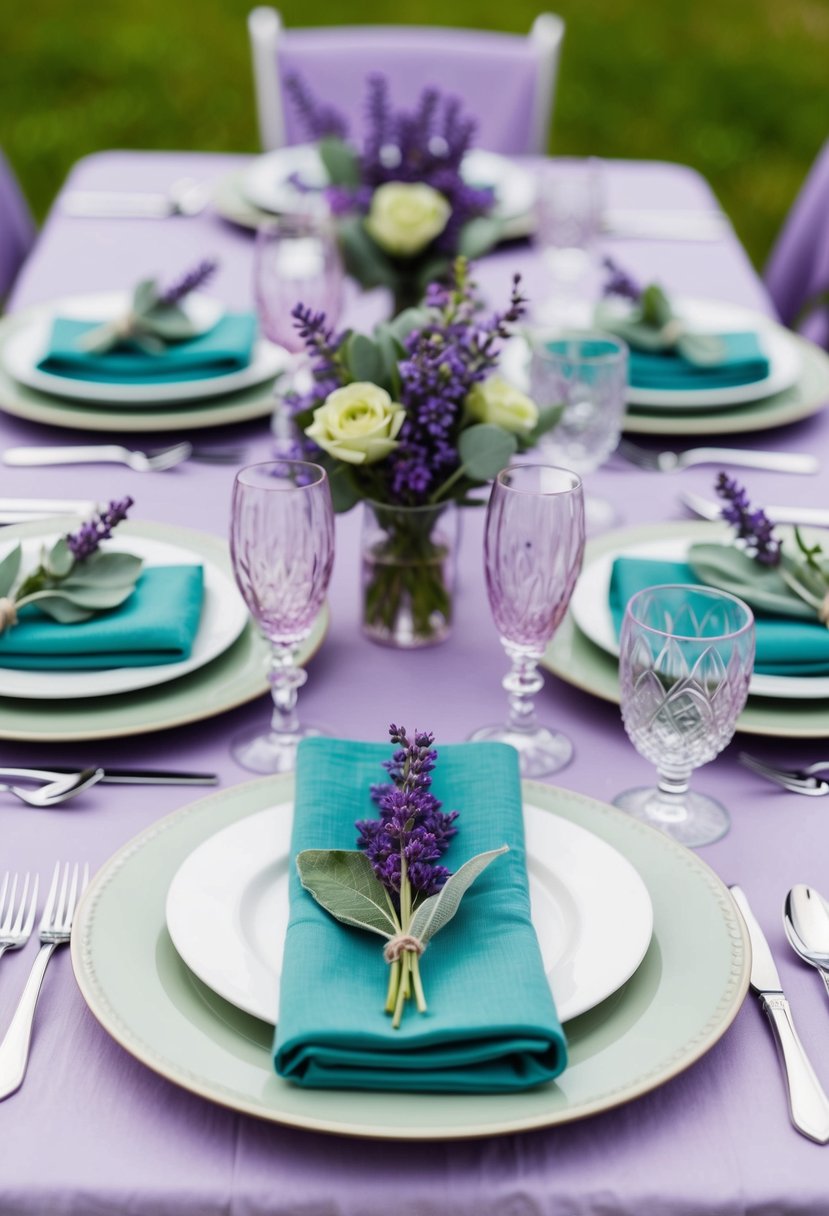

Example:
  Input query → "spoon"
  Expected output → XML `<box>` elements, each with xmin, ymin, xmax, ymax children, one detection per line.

<box><xmin>784</xmin><ymin>884</ymin><xmax>829</xmax><ymax>1001</ymax></box>
<box><xmin>0</xmin><ymin>767</ymin><xmax>104</xmax><ymax>808</ymax></box>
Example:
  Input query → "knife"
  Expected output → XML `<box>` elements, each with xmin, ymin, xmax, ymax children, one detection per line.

<box><xmin>0</xmin><ymin>766</ymin><xmax>218</xmax><ymax>786</ymax></box>
<box><xmin>0</xmin><ymin>498</ymin><xmax>97</xmax><ymax>516</ymax></box>
<box><xmin>681</xmin><ymin>490</ymin><xmax>829</xmax><ymax>529</ymax></box>
<box><xmin>730</xmin><ymin>885</ymin><xmax>829</xmax><ymax>1144</ymax></box>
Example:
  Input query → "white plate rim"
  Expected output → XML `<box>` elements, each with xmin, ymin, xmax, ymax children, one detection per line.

<box><xmin>570</xmin><ymin>528</ymin><xmax>829</xmax><ymax>699</ymax></box>
<box><xmin>165</xmin><ymin>798</ymin><xmax>654</xmax><ymax>1026</ymax></box>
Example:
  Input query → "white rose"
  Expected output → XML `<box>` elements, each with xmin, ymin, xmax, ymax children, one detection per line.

<box><xmin>465</xmin><ymin>376</ymin><xmax>539</xmax><ymax>434</ymax></box>
<box><xmin>364</xmin><ymin>182</ymin><xmax>451</xmax><ymax>257</ymax></box>
<box><xmin>305</xmin><ymin>382</ymin><xmax>406</xmax><ymax>465</ymax></box>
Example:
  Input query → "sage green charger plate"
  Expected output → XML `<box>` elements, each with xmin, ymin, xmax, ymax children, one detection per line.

<box><xmin>624</xmin><ymin>332</ymin><xmax>829</xmax><ymax>436</ymax></box>
<box><xmin>71</xmin><ymin>774</ymin><xmax>749</xmax><ymax>1140</ymax></box>
<box><xmin>0</xmin><ymin>519</ymin><xmax>327</xmax><ymax>742</ymax></box>
<box><xmin>0</xmin><ymin>310</ymin><xmax>278</xmax><ymax>433</ymax></box>
<box><xmin>544</xmin><ymin>518</ymin><xmax>829</xmax><ymax>739</ymax></box>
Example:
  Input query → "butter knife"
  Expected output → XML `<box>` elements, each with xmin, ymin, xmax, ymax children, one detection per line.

<box><xmin>0</xmin><ymin>766</ymin><xmax>217</xmax><ymax>786</ymax></box>
<box><xmin>730</xmin><ymin>885</ymin><xmax>829</xmax><ymax>1144</ymax></box>
<box><xmin>681</xmin><ymin>490</ymin><xmax>829</xmax><ymax>530</ymax></box>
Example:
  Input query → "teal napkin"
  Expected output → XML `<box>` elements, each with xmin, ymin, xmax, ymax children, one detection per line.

<box><xmin>38</xmin><ymin>314</ymin><xmax>257</xmax><ymax>384</ymax></box>
<box><xmin>629</xmin><ymin>333</ymin><xmax>769</xmax><ymax>391</ymax></box>
<box><xmin>609</xmin><ymin>556</ymin><xmax>829</xmax><ymax>676</ymax></box>
<box><xmin>274</xmin><ymin>737</ymin><xmax>567</xmax><ymax>1093</ymax></box>
<box><xmin>0</xmin><ymin>565</ymin><xmax>204</xmax><ymax>670</ymax></box>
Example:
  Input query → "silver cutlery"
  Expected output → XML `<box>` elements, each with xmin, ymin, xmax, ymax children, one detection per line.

<box><xmin>617</xmin><ymin>439</ymin><xmax>818</xmax><ymax>475</ymax></box>
<box><xmin>0</xmin><ymin>766</ymin><xmax>217</xmax><ymax>787</ymax></box>
<box><xmin>602</xmin><ymin>208</ymin><xmax>731</xmax><ymax>242</ymax></box>
<box><xmin>730</xmin><ymin>885</ymin><xmax>829</xmax><ymax>1144</ymax></box>
<box><xmin>784</xmin><ymin>885</ymin><xmax>829</xmax><ymax>1002</ymax></box>
<box><xmin>60</xmin><ymin>177</ymin><xmax>209</xmax><ymax>220</ymax></box>
<box><xmin>0</xmin><ymin>768</ymin><xmax>104</xmax><ymax>808</ymax></box>
<box><xmin>0</xmin><ymin>862</ymin><xmax>89</xmax><ymax>1100</ymax></box>
<box><xmin>0</xmin><ymin>497</ymin><xmax>98</xmax><ymax>527</ymax></box>
<box><xmin>681</xmin><ymin>489</ymin><xmax>829</xmax><ymax>529</ymax></box>
<box><xmin>739</xmin><ymin>753</ymin><xmax>829</xmax><ymax>797</ymax></box>
<box><xmin>3</xmin><ymin>443</ymin><xmax>193</xmax><ymax>474</ymax></box>
<box><xmin>0</xmin><ymin>874</ymin><xmax>39</xmax><ymax>964</ymax></box>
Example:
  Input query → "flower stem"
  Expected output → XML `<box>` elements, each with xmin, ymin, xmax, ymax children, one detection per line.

<box><xmin>411</xmin><ymin>955</ymin><xmax>427</xmax><ymax>1013</ymax></box>
<box><xmin>392</xmin><ymin>954</ymin><xmax>408</xmax><ymax>1029</ymax></box>
<box><xmin>385</xmin><ymin>959</ymin><xmax>400</xmax><ymax>1014</ymax></box>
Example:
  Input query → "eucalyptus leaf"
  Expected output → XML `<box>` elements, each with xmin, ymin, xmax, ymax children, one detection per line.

<box><xmin>143</xmin><ymin>304</ymin><xmax>197</xmax><ymax>341</ymax></box>
<box><xmin>458</xmin><ymin>424</ymin><xmax>518</xmax><ymax>480</ymax></box>
<box><xmin>45</xmin><ymin>536</ymin><xmax>74</xmax><ymax>578</ymax></box>
<box><xmin>318</xmin><ymin>136</ymin><xmax>361</xmax><ymax>188</ymax></box>
<box><xmin>31</xmin><ymin>598</ymin><xmax>94</xmax><ymax>625</ymax></box>
<box><xmin>0</xmin><ymin>544</ymin><xmax>21</xmax><ymax>599</ymax></box>
<box><xmin>687</xmin><ymin>542</ymin><xmax>816</xmax><ymax>620</ymax></box>
<box><xmin>373</xmin><ymin>326</ymin><xmax>406</xmax><ymax>399</ymax></box>
<box><xmin>339</xmin><ymin>217</ymin><xmax>399</xmax><ymax>291</ymax></box>
<box><xmin>64</xmin><ymin>551</ymin><xmax>144</xmax><ymax>587</ymax></box>
<box><xmin>640</xmin><ymin>283</ymin><xmax>672</xmax><ymax>328</ymax></box>
<box><xmin>328</xmin><ymin>466</ymin><xmax>362</xmax><ymax>514</ymax></box>
<box><xmin>387</xmin><ymin>308</ymin><xmax>430</xmax><ymax>344</ymax></box>
<box><xmin>457</xmin><ymin>216</ymin><xmax>503</xmax><ymax>260</ymax></box>
<box><xmin>132</xmin><ymin>279</ymin><xmax>158</xmax><ymax>314</ymax></box>
<box><xmin>409</xmin><ymin>846</ymin><xmax>508</xmax><ymax>945</ymax></box>
<box><xmin>296</xmin><ymin>849</ymin><xmax>398</xmax><ymax>939</ymax></box>
<box><xmin>345</xmin><ymin>333</ymin><xmax>387</xmax><ymax>386</ymax></box>
<box><xmin>23</xmin><ymin>583</ymin><xmax>137</xmax><ymax>611</ymax></box>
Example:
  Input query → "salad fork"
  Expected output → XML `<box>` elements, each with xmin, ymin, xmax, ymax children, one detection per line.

<box><xmin>739</xmin><ymin>752</ymin><xmax>829</xmax><ymax>796</ymax></box>
<box><xmin>616</xmin><ymin>439</ymin><xmax>818</xmax><ymax>475</ymax></box>
<box><xmin>3</xmin><ymin>443</ymin><xmax>192</xmax><ymax>473</ymax></box>
<box><xmin>0</xmin><ymin>862</ymin><xmax>89</xmax><ymax>1100</ymax></box>
<box><xmin>0</xmin><ymin>873</ymin><xmax>39</xmax><ymax>964</ymax></box>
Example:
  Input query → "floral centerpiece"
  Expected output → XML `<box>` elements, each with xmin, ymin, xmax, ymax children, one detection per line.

<box><xmin>285</xmin><ymin>73</ymin><xmax>502</xmax><ymax>315</ymax></box>
<box><xmin>283</xmin><ymin>258</ymin><xmax>560</xmax><ymax>646</ymax></box>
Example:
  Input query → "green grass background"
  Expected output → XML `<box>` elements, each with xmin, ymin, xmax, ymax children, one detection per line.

<box><xmin>5</xmin><ymin>0</ymin><xmax>827</xmax><ymax>267</ymax></box>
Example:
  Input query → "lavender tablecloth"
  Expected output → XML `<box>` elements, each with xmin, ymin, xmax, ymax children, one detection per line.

<box><xmin>1</xmin><ymin>151</ymin><xmax>828</xmax><ymax>1216</ymax></box>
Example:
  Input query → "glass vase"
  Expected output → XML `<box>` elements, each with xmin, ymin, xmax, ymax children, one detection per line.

<box><xmin>361</xmin><ymin>500</ymin><xmax>458</xmax><ymax>648</ymax></box>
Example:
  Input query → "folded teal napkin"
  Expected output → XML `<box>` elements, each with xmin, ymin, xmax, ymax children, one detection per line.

<box><xmin>0</xmin><ymin>565</ymin><xmax>204</xmax><ymax>670</ymax></box>
<box><xmin>38</xmin><ymin>314</ymin><xmax>257</xmax><ymax>384</ymax></box>
<box><xmin>609</xmin><ymin>556</ymin><xmax>829</xmax><ymax>677</ymax></box>
<box><xmin>274</xmin><ymin>737</ymin><xmax>567</xmax><ymax>1093</ymax></box>
<box><xmin>629</xmin><ymin>332</ymin><xmax>769</xmax><ymax>391</ymax></box>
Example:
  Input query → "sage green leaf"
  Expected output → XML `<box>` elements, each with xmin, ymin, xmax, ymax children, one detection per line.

<box><xmin>458</xmin><ymin>424</ymin><xmax>518</xmax><ymax>480</ymax></box>
<box><xmin>143</xmin><ymin>303</ymin><xmax>198</xmax><ymax>341</ymax></box>
<box><xmin>387</xmin><ymin>308</ymin><xmax>430</xmax><ymax>344</ymax></box>
<box><xmin>30</xmin><ymin>598</ymin><xmax>93</xmax><ymax>624</ymax></box>
<box><xmin>132</xmin><ymin>278</ymin><xmax>159</xmax><ymax>314</ymax></box>
<box><xmin>676</xmin><ymin>332</ymin><xmax>729</xmax><ymax>367</ymax></box>
<box><xmin>23</xmin><ymin>583</ymin><xmax>137</xmax><ymax>611</ymax></box>
<box><xmin>45</xmin><ymin>536</ymin><xmax>74</xmax><ymax>578</ymax></box>
<box><xmin>457</xmin><ymin>216</ymin><xmax>503</xmax><ymax>260</ymax></box>
<box><xmin>409</xmin><ymin>846</ymin><xmax>508</xmax><ymax>944</ymax></box>
<box><xmin>296</xmin><ymin>849</ymin><xmax>398</xmax><ymax>939</ymax></box>
<box><xmin>640</xmin><ymin>283</ymin><xmax>672</xmax><ymax>328</ymax></box>
<box><xmin>373</xmin><ymin>326</ymin><xmax>405</xmax><ymax>398</ymax></box>
<box><xmin>328</xmin><ymin>466</ymin><xmax>362</xmax><ymax>514</ymax></box>
<box><xmin>338</xmin><ymin>217</ymin><xmax>399</xmax><ymax>291</ymax></box>
<box><xmin>318</xmin><ymin>137</ymin><xmax>361</xmax><ymax>188</ymax></box>
<box><xmin>64</xmin><ymin>551</ymin><xmax>143</xmax><ymax>587</ymax></box>
<box><xmin>0</xmin><ymin>544</ymin><xmax>21</xmax><ymax>598</ymax></box>
<box><xmin>687</xmin><ymin>542</ymin><xmax>815</xmax><ymax>620</ymax></box>
<box><xmin>345</xmin><ymin>333</ymin><xmax>386</xmax><ymax>386</ymax></box>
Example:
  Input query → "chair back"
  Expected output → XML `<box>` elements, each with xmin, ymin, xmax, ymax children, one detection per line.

<box><xmin>764</xmin><ymin>138</ymin><xmax>829</xmax><ymax>348</ymax></box>
<box><xmin>0</xmin><ymin>151</ymin><xmax>35</xmax><ymax>300</ymax></box>
<box><xmin>248</xmin><ymin>7</ymin><xmax>564</xmax><ymax>156</ymax></box>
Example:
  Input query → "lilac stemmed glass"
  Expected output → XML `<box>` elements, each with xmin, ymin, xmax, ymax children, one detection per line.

<box><xmin>615</xmin><ymin>584</ymin><xmax>755</xmax><ymax>847</ymax></box>
<box><xmin>230</xmin><ymin>461</ymin><xmax>335</xmax><ymax>774</ymax></box>
<box><xmin>469</xmin><ymin>465</ymin><xmax>586</xmax><ymax>777</ymax></box>
<box><xmin>254</xmin><ymin>215</ymin><xmax>344</xmax><ymax>353</ymax></box>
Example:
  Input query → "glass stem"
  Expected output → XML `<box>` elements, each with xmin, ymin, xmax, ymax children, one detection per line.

<box><xmin>653</xmin><ymin>767</ymin><xmax>693</xmax><ymax>823</ymax></box>
<box><xmin>502</xmin><ymin>644</ymin><xmax>544</xmax><ymax>734</ymax></box>
<box><xmin>268</xmin><ymin>642</ymin><xmax>307</xmax><ymax>736</ymax></box>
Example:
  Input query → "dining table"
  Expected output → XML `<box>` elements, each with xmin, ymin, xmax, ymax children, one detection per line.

<box><xmin>1</xmin><ymin>148</ymin><xmax>828</xmax><ymax>1215</ymax></box>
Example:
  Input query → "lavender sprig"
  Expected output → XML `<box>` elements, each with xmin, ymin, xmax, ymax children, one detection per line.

<box><xmin>602</xmin><ymin>257</ymin><xmax>642</xmax><ymax>302</ymax></box>
<box><xmin>66</xmin><ymin>497</ymin><xmax>135</xmax><ymax>561</ymax></box>
<box><xmin>715</xmin><ymin>473</ymin><xmax>781</xmax><ymax>566</ymax></box>
<box><xmin>284</xmin><ymin>74</ymin><xmax>349</xmax><ymax>141</ymax></box>
<box><xmin>158</xmin><ymin>259</ymin><xmax>218</xmax><ymax>308</ymax></box>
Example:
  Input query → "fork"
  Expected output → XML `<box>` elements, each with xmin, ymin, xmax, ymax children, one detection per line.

<box><xmin>616</xmin><ymin>439</ymin><xmax>818</xmax><ymax>475</ymax></box>
<box><xmin>739</xmin><ymin>752</ymin><xmax>829</xmax><ymax>796</ymax></box>
<box><xmin>0</xmin><ymin>862</ymin><xmax>89</xmax><ymax>1099</ymax></box>
<box><xmin>0</xmin><ymin>873</ymin><xmax>39</xmax><ymax>965</ymax></box>
<box><xmin>2</xmin><ymin>443</ymin><xmax>192</xmax><ymax>473</ymax></box>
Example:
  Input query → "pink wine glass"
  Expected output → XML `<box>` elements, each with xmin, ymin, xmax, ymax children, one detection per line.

<box><xmin>230</xmin><ymin>461</ymin><xmax>335</xmax><ymax>773</ymax></box>
<box><xmin>254</xmin><ymin>214</ymin><xmax>344</xmax><ymax>353</ymax></box>
<box><xmin>469</xmin><ymin>464</ymin><xmax>586</xmax><ymax>776</ymax></box>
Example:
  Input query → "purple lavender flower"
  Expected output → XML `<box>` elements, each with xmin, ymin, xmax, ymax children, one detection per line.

<box><xmin>356</xmin><ymin>725</ymin><xmax>458</xmax><ymax>904</ymax></box>
<box><xmin>602</xmin><ymin>257</ymin><xmax>642</xmax><ymax>303</ymax></box>
<box><xmin>715</xmin><ymin>472</ymin><xmax>781</xmax><ymax>566</ymax></box>
<box><xmin>158</xmin><ymin>259</ymin><xmax>218</xmax><ymax>307</ymax></box>
<box><xmin>66</xmin><ymin>497</ymin><xmax>134</xmax><ymax>561</ymax></box>
<box><xmin>285</xmin><ymin>74</ymin><xmax>349</xmax><ymax>141</ymax></box>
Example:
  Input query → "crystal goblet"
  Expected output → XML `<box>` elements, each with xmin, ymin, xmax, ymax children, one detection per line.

<box><xmin>615</xmin><ymin>583</ymin><xmax>755</xmax><ymax>846</ymax></box>
<box><xmin>468</xmin><ymin>464</ymin><xmax>585</xmax><ymax>776</ymax></box>
<box><xmin>229</xmin><ymin>461</ymin><xmax>335</xmax><ymax>773</ymax></box>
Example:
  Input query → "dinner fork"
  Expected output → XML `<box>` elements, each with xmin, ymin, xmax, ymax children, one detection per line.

<box><xmin>0</xmin><ymin>874</ymin><xmax>39</xmax><ymax>964</ymax></box>
<box><xmin>0</xmin><ymin>862</ymin><xmax>89</xmax><ymax>1100</ymax></box>
<box><xmin>2</xmin><ymin>443</ymin><xmax>193</xmax><ymax>473</ymax></box>
<box><xmin>739</xmin><ymin>752</ymin><xmax>829</xmax><ymax>796</ymax></box>
<box><xmin>616</xmin><ymin>439</ymin><xmax>818</xmax><ymax>475</ymax></box>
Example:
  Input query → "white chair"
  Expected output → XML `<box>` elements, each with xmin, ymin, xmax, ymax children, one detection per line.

<box><xmin>248</xmin><ymin>7</ymin><xmax>565</xmax><ymax>156</ymax></box>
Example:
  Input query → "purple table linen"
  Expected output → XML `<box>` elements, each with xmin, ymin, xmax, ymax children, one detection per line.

<box><xmin>765</xmin><ymin>137</ymin><xmax>829</xmax><ymax>348</ymax></box>
<box><xmin>0</xmin><ymin>150</ymin><xmax>36</xmax><ymax>299</ymax></box>
<box><xmin>0</xmin><ymin>151</ymin><xmax>828</xmax><ymax>1214</ymax></box>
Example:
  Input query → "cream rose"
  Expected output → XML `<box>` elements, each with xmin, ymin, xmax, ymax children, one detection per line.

<box><xmin>465</xmin><ymin>376</ymin><xmax>539</xmax><ymax>434</ymax></box>
<box><xmin>305</xmin><ymin>382</ymin><xmax>406</xmax><ymax>465</ymax></box>
<box><xmin>364</xmin><ymin>182</ymin><xmax>451</xmax><ymax>257</ymax></box>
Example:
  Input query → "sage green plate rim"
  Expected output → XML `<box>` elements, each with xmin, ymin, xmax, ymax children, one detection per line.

<box><xmin>624</xmin><ymin>332</ymin><xmax>829</xmax><ymax>435</ymax></box>
<box><xmin>0</xmin><ymin>309</ymin><xmax>277</xmax><ymax>433</ymax></box>
<box><xmin>0</xmin><ymin>519</ymin><xmax>327</xmax><ymax>742</ymax></box>
<box><xmin>71</xmin><ymin>774</ymin><xmax>749</xmax><ymax>1140</ymax></box>
<box><xmin>543</xmin><ymin>518</ymin><xmax>829</xmax><ymax>739</ymax></box>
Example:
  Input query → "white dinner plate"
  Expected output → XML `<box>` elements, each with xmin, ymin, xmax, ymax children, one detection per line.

<box><xmin>0</xmin><ymin>531</ymin><xmax>248</xmax><ymax>700</ymax></box>
<box><xmin>2</xmin><ymin>292</ymin><xmax>289</xmax><ymax>406</ymax></box>
<box><xmin>570</xmin><ymin>531</ymin><xmax>829</xmax><ymax>700</ymax></box>
<box><xmin>502</xmin><ymin>299</ymin><xmax>802</xmax><ymax>413</ymax></box>
<box><xmin>166</xmin><ymin>798</ymin><xmax>654</xmax><ymax>1027</ymax></box>
<box><xmin>242</xmin><ymin>145</ymin><xmax>537</xmax><ymax>227</ymax></box>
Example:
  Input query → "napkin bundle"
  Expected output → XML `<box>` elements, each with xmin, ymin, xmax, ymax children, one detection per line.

<box><xmin>628</xmin><ymin>332</ymin><xmax>770</xmax><ymax>392</ymax></box>
<box><xmin>274</xmin><ymin>737</ymin><xmax>567</xmax><ymax>1093</ymax></box>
